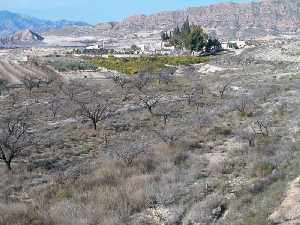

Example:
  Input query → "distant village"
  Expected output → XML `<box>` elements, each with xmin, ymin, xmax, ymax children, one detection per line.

<box><xmin>72</xmin><ymin>18</ymin><xmax>253</xmax><ymax>58</ymax></box>
<box><xmin>76</xmin><ymin>39</ymin><xmax>249</xmax><ymax>57</ymax></box>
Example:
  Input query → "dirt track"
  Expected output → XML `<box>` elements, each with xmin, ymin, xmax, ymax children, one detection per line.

<box><xmin>0</xmin><ymin>58</ymin><xmax>47</xmax><ymax>85</ymax></box>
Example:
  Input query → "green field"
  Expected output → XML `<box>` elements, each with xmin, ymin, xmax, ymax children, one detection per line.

<box><xmin>90</xmin><ymin>55</ymin><xmax>209</xmax><ymax>75</ymax></box>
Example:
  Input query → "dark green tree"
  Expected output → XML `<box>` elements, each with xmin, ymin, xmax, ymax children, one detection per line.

<box><xmin>170</xmin><ymin>25</ymin><xmax>183</xmax><ymax>48</ymax></box>
<box><xmin>0</xmin><ymin>79</ymin><xmax>8</xmax><ymax>95</ymax></box>
<box><xmin>160</xmin><ymin>31</ymin><xmax>170</xmax><ymax>41</ymax></box>
<box><xmin>188</xmin><ymin>25</ymin><xmax>208</xmax><ymax>51</ymax></box>
<box><xmin>182</xmin><ymin>17</ymin><xmax>192</xmax><ymax>49</ymax></box>
<box><xmin>206</xmin><ymin>38</ymin><xmax>222</xmax><ymax>53</ymax></box>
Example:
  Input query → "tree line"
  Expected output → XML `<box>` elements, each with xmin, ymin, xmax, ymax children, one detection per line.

<box><xmin>160</xmin><ymin>17</ymin><xmax>221</xmax><ymax>53</ymax></box>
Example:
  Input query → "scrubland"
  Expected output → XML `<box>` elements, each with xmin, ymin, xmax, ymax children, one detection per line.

<box><xmin>1</xmin><ymin>45</ymin><xmax>300</xmax><ymax>225</ymax></box>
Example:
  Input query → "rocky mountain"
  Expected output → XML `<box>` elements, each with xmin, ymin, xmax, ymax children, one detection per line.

<box><xmin>45</xmin><ymin>0</ymin><xmax>300</xmax><ymax>41</ymax></box>
<box><xmin>0</xmin><ymin>10</ymin><xmax>89</xmax><ymax>36</ymax></box>
<box><xmin>0</xmin><ymin>29</ymin><xmax>44</xmax><ymax>46</ymax></box>
<box><xmin>112</xmin><ymin>0</ymin><xmax>300</xmax><ymax>40</ymax></box>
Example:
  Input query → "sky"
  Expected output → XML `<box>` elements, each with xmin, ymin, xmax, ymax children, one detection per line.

<box><xmin>0</xmin><ymin>0</ymin><xmax>252</xmax><ymax>24</ymax></box>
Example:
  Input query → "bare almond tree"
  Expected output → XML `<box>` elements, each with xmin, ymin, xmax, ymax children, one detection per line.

<box><xmin>115</xmin><ymin>143</ymin><xmax>147</xmax><ymax>166</ymax></box>
<box><xmin>112</xmin><ymin>74</ymin><xmax>130</xmax><ymax>90</ymax></box>
<box><xmin>61</xmin><ymin>80</ymin><xmax>84</xmax><ymax>101</ymax></box>
<box><xmin>218</xmin><ymin>80</ymin><xmax>232</xmax><ymax>99</ymax></box>
<box><xmin>153</xmin><ymin>102</ymin><xmax>177</xmax><ymax>127</ymax></box>
<box><xmin>79</xmin><ymin>102</ymin><xmax>110</xmax><ymax>130</ymax></box>
<box><xmin>77</xmin><ymin>89</ymin><xmax>111</xmax><ymax>130</ymax></box>
<box><xmin>140</xmin><ymin>95</ymin><xmax>159</xmax><ymax>115</ymax></box>
<box><xmin>22</xmin><ymin>74</ymin><xmax>41</xmax><ymax>93</ymax></box>
<box><xmin>48</xmin><ymin>95</ymin><xmax>61</xmax><ymax>119</ymax></box>
<box><xmin>0</xmin><ymin>113</ymin><xmax>33</xmax><ymax>171</ymax></box>
<box><xmin>252</xmin><ymin>120</ymin><xmax>269</xmax><ymax>137</ymax></box>
<box><xmin>158</xmin><ymin>67</ymin><xmax>176</xmax><ymax>85</ymax></box>
<box><xmin>133</xmin><ymin>74</ymin><xmax>153</xmax><ymax>92</ymax></box>
<box><xmin>235</xmin><ymin>97</ymin><xmax>256</xmax><ymax>117</ymax></box>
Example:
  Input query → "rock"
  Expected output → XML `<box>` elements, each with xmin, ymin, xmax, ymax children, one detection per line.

<box><xmin>30</xmin><ymin>176</ymin><xmax>48</xmax><ymax>186</ymax></box>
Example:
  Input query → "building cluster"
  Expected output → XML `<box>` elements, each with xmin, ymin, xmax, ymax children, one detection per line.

<box><xmin>78</xmin><ymin>39</ymin><xmax>250</xmax><ymax>57</ymax></box>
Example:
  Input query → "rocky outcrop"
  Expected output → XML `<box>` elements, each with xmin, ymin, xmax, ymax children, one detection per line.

<box><xmin>0</xmin><ymin>29</ymin><xmax>44</xmax><ymax>45</ymax></box>
<box><xmin>91</xmin><ymin>0</ymin><xmax>300</xmax><ymax>40</ymax></box>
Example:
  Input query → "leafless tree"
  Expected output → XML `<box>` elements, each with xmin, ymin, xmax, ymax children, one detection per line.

<box><xmin>158</xmin><ymin>67</ymin><xmax>176</xmax><ymax>85</ymax></box>
<box><xmin>239</xmin><ymin>130</ymin><xmax>256</xmax><ymax>147</ymax></box>
<box><xmin>235</xmin><ymin>97</ymin><xmax>256</xmax><ymax>116</ymax></box>
<box><xmin>22</xmin><ymin>74</ymin><xmax>41</xmax><ymax>93</ymax></box>
<box><xmin>218</xmin><ymin>80</ymin><xmax>232</xmax><ymax>99</ymax></box>
<box><xmin>0</xmin><ymin>113</ymin><xmax>33</xmax><ymax>171</ymax></box>
<box><xmin>184</xmin><ymin>89</ymin><xmax>195</xmax><ymax>106</ymax></box>
<box><xmin>153</xmin><ymin>102</ymin><xmax>177</xmax><ymax>127</ymax></box>
<box><xmin>112</xmin><ymin>75</ymin><xmax>133</xmax><ymax>101</ymax></box>
<box><xmin>112</xmin><ymin>74</ymin><xmax>130</xmax><ymax>90</ymax></box>
<box><xmin>115</xmin><ymin>143</ymin><xmax>147</xmax><ymax>166</ymax></box>
<box><xmin>61</xmin><ymin>80</ymin><xmax>85</xmax><ymax>101</ymax></box>
<box><xmin>133</xmin><ymin>74</ymin><xmax>153</xmax><ymax>92</ymax></box>
<box><xmin>77</xmin><ymin>90</ymin><xmax>111</xmax><ymax>130</ymax></box>
<box><xmin>79</xmin><ymin>102</ymin><xmax>110</xmax><ymax>130</ymax></box>
<box><xmin>252</xmin><ymin>120</ymin><xmax>269</xmax><ymax>137</ymax></box>
<box><xmin>48</xmin><ymin>94</ymin><xmax>61</xmax><ymax>119</ymax></box>
<box><xmin>140</xmin><ymin>95</ymin><xmax>159</xmax><ymax>115</ymax></box>
<box><xmin>184</xmin><ymin>86</ymin><xmax>204</xmax><ymax>108</ymax></box>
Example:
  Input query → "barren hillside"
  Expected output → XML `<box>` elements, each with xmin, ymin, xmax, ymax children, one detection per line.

<box><xmin>45</xmin><ymin>0</ymin><xmax>300</xmax><ymax>41</ymax></box>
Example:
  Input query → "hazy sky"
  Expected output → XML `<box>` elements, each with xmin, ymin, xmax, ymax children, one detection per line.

<box><xmin>0</xmin><ymin>0</ymin><xmax>252</xmax><ymax>24</ymax></box>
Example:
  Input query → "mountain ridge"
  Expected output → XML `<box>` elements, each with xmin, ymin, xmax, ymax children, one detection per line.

<box><xmin>70</xmin><ymin>0</ymin><xmax>298</xmax><ymax>41</ymax></box>
<box><xmin>0</xmin><ymin>10</ymin><xmax>89</xmax><ymax>36</ymax></box>
<box><xmin>2</xmin><ymin>0</ymin><xmax>300</xmax><ymax>41</ymax></box>
<box><xmin>0</xmin><ymin>29</ymin><xmax>44</xmax><ymax>46</ymax></box>
<box><xmin>105</xmin><ymin>0</ymin><xmax>300</xmax><ymax>40</ymax></box>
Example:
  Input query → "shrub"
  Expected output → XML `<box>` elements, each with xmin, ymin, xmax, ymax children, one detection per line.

<box><xmin>252</xmin><ymin>161</ymin><xmax>275</xmax><ymax>178</ymax></box>
<box><xmin>174</xmin><ymin>152</ymin><xmax>189</xmax><ymax>166</ymax></box>
<box><xmin>55</xmin><ymin>188</ymin><xmax>73</xmax><ymax>200</ymax></box>
<box><xmin>0</xmin><ymin>203</ymin><xmax>49</xmax><ymax>225</ymax></box>
<box><xmin>48</xmin><ymin>59</ymin><xmax>97</xmax><ymax>72</ymax></box>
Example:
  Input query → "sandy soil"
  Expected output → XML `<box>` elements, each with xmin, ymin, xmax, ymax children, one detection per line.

<box><xmin>270</xmin><ymin>176</ymin><xmax>300</xmax><ymax>225</ymax></box>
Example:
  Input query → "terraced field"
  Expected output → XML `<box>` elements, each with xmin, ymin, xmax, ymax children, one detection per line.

<box><xmin>0</xmin><ymin>58</ymin><xmax>48</xmax><ymax>86</ymax></box>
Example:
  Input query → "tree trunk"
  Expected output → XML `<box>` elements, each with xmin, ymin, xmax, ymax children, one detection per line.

<box><xmin>5</xmin><ymin>161</ymin><xmax>12</xmax><ymax>171</ymax></box>
<box><xmin>93</xmin><ymin>121</ymin><xmax>97</xmax><ymax>130</ymax></box>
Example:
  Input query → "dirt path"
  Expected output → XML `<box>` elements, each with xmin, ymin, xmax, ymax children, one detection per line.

<box><xmin>270</xmin><ymin>176</ymin><xmax>300</xmax><ymax>225</ymax></box>
<box><xmin>3</xmin><ymin>59</ymin><xmax>26</xmax><ymax>79</ymax></box>
<box><xmin>0</xmin><ymin>60</ymin><xmax>22</xmax><ymax>84</ymax></box>
<box><xmin>23</xmin><ymin>64</ymin><xmax>47</xmax><ymax>78</ymax></box>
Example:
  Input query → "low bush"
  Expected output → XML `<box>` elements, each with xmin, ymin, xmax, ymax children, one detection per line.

<box><xmin>252</xmin><ymin>161</ymin><xmax>275</xmax><ymax>178</ymax></box>
<box><xmin>48</xmin><ymin>59</ymin><xmax>97</xmax><ymax>72</ymax></box>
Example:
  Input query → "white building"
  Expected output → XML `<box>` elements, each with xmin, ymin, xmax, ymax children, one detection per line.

<box><xmin>222</xmin><ymin>41</ymin><xmax>246</xmax><ymax>49</ymax></box>
<box><xmin>86</xmin><ymin>44</ymin><xmax>101</xmax><ymax>50</ymax></box>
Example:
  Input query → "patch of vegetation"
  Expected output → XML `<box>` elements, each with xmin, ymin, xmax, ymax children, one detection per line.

<box><xmin>252</xmin><ymin>161</ymin><xmax>275</xmax><ymax>178</ymax></box>
<box><xmin>0</xmin><ymin>79</ymin><xmax>8</xmax><ymax>95</ymax></box>
<box><xmin>48</xmin><ymin>58</ymin><xmax>97</xmax><ymax>72</ymax></box>
<box><xmin>90</xmin><ymin>55</ymin><xmax>208</xmax><ymax>75</ymax></box>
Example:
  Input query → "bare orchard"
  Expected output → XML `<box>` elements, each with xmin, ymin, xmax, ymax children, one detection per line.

<box><xmin>1</xmin><ymin>43</ymin><xmax>300</xmax><ymax>225</ymax></box>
